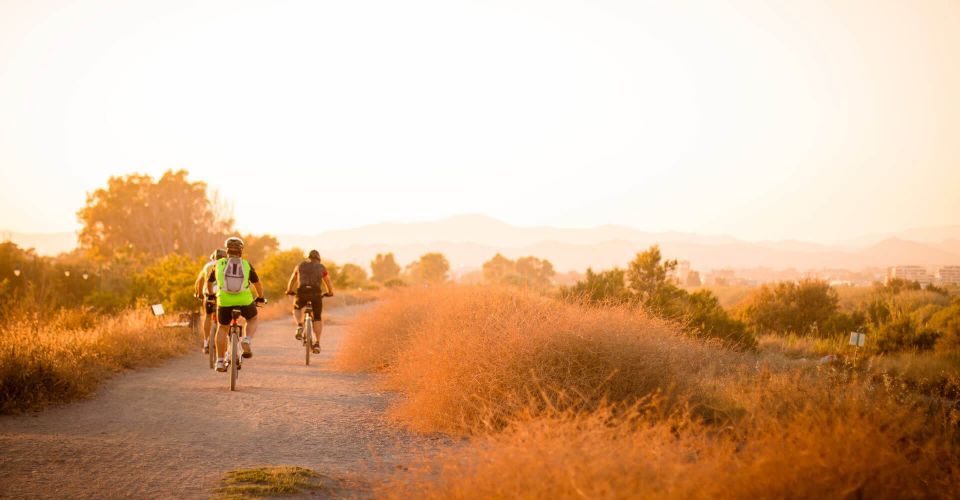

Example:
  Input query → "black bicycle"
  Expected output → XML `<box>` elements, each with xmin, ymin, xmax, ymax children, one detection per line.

<box><xmin>288</xmin><ymin>291</ymin><xmax>332</xmax><ymax>365</ymax></box>
<box><xmin>220</xmin><ymin>299</ymin><xmax>266</xmax><ymax>391</ymax></box>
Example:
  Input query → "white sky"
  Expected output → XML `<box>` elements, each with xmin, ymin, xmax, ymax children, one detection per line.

<box><xmin>2</xmin><ymin>0</ymin><xmax>959</xmax><ymax>243</ymax></box>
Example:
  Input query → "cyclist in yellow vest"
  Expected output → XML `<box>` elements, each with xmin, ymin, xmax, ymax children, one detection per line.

<box><xmin>205</xmin><ymin>236</ymin><xmax>266</xmax><ymax>372</ymax></box>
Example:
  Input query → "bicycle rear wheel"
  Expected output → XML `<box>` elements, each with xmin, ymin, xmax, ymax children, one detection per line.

<box><xmin>230</xmin><ymin>330</ymin><xmax>239</xmax><ymax>391</ymax></box>
<box><xmin>208</xmin><ymin>327</ymin><xmax>216</xmax><ymax>370</ymax></box>
<box><xmin>304</xmin><ymin>317</ymin><xmax>312</xmax><ymax>366</ymax></box>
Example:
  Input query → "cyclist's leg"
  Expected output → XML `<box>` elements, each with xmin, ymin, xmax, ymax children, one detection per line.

<box><xmin>215</xmin><ymin>308</ymin><xmax>230</xmax><ymax>358</ymax></box>
<box><xmin>312</xmin><ymin>296</ymin><xmax>324</xmax><ymax>346</ymax></box>
<box><xmin>293</xmin><ymin>307</ymin><xmax>304</xmax><ymax>325</ymax></box>
<box><xmin>202</xmin><ymin>311</ymin><xmax>213</xmax><ymax>343</ymax></box>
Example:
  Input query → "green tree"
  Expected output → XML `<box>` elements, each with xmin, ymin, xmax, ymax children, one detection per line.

<box><xmin>740</xmin><ymin>280</ymin><xmax>839</xmax><ymax>336</ymax></box>
<box><xmin>482</xmin><ymin>254</ymin><xmax>555</xmax><ymax>289</ymax></box>
<box><xmin>482</xmin><ymin>253</ymin><xmax>515</xmax><ymax>284</ymax></box>
<box><xmin>406</xmin><ymin>253</ymin><xmax>449</xmax><ymax>285</ymax></box>
<box><xmin>131</xmin><ymin>253</ymin><xmax>204</xmax><ymax>312</ymax></box>
<box><xmin>78</xmin><ymin>170</ymin><xmax>233</xmax><ymax>260</ymax></box>
<box><xmin>626</xmin><ymin>245</ymin><xmax>683</xmax><ymax>313</ymax></box>
<box><xmin>340</xmin><ymin>263</ymin><xmax>370</xmax><ymax>289</ymax></box>
<box><xmin>370</xmin><ymin>253</ymin><xmax>401</xmax><ymax>283</ymax></box>
<box><xmin>240</xmin><ymin>234</ymin><xmax>280</xmax><ymax>263</ymax></box>
<box><xmin>562</xmin><ymin>268</ymin><xmax>631</xmax><ymax>304</ymax></box>
<box><xmin>514</xmin><ymin>256</ymin><xmax>555</xmax><ymax>289</ymax></box>
<box><xmin>259</xmin><ymin>248</ymin><xmax>306</xmax><ymax>300</ymax></box>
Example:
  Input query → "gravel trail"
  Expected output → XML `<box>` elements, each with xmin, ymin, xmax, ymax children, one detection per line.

<box><xmin>0</xmin><ymin>305</ymin><xmax>436</xmax><ymax>499</ymax></box>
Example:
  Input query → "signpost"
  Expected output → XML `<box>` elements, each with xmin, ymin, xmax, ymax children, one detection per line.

<box><xmin>849</xmin><ymin>331</ymin><xmax>866</xmax><ymax>347</ymax></box>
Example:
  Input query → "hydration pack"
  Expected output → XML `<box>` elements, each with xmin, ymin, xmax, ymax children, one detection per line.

<box><xmin>298</xmin><ymin>261</ymin><xmax>325</xmax><ymax>290</ymax></box>
<box><xmin>223</xmin><ymin>257</ymin><xmax>247</xmax><ymax>293</ymax></box>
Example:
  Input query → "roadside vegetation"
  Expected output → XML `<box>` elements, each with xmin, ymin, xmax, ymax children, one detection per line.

<box><xmin>214</xmin><ymin>466</ymin><xmax>337</xmax><ymax>499</ymax></box>
<box><xmin>0</xmin><ymin>307</ymin><xmax>192</xmax><ymax>413</ymax></box>
<box><xmin>338</xmin><ymin>285</ymin><xmax>960</xmax><ymax>498</ymax></box>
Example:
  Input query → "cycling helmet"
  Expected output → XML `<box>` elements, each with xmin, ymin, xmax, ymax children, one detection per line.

<box><xmin>308</xmin><ymin>249</ymin><xmax>320</xmax><ymax>260</ymax></box>
<box><xmin>210</xmin><ymin>248</ymin><xmax>227</xmax><ymax>260</ymax></box>
<box><xmin>224</xmin><ymin>237</ymin><xmax>244</xmax><ymax>255</ymax></box>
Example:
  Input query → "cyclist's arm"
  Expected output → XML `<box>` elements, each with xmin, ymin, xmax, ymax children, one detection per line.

<box><xmin>194</xmin><ymin>270</ymin><xmax>206</xmax><ymax>297</ymax></box>
<box><xmin>322</xmin><ymin>275</ymin><xmax>334</xmax><ymax>296</ymax></box>
<box><xmin>249</xmin><ymin>267</ymin><xmax>265</xmax><ymax>299</ymax></box>
<box><xmin>285</xmin><ymin>268</ymin><xmax>299</xmax><ymax>294</ymax></box>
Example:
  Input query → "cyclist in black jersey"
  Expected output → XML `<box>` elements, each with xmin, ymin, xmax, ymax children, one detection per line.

<box><xmin>284</xmin><ymin>250</ymin><xmax>334</xmax><ymax>353</ymax></box>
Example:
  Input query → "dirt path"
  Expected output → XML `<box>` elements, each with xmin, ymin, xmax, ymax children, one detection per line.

<box><xmin>0</xmin><ymin>305</ymin><xmax>440</xmax><ymax>499</ymax></box>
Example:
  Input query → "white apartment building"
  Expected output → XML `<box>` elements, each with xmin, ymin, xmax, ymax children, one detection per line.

<box><xmin>887</xmin><ymin>265</ymin><xmax>933</xmax><ymax>286</ymax></box>
<box><xmin>937</xmin><ymin>266</ymin><xmax>960</xmax><ymax>286</ymax></box>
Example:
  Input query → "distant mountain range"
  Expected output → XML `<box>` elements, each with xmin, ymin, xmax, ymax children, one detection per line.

<box><xmin>6</xmin><ymin>215</ymin><xmax>960</xmax><ymax>273</ymax></box>
<box><xmin>278</xmin><ymin>215</ymin><xmax>960</xmax><ymax>272</ymax></box>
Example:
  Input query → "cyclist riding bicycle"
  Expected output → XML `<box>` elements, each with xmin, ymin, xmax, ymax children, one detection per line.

<box><xmin>284</xmin><ymin>249</ymin><xmax>334</xmax><ymax>353</ymax></box>
<box><xmin>206</xmin><ymin>237</ymin><xmax>266</xmax><ymax>372</ymax></box>
<box><xmin>194</xmin><ymin>248</ymin><xmax>227</xmax><ymax>354</ymax></box>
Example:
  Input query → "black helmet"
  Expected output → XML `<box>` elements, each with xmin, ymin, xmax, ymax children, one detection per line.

<box><xmin>210</xmin><ymin>248</ymin><xmax>227</xmax><ymax>260</ymax></box>
<box><xmin>225</xmin><ymin>237</ymin><xmax>244</xmax><ymax>255</ymax></box>
<box><xmin>308</xmin><ymin>249</ymin><xmax>320</xmax><ymax>260</ymax></box>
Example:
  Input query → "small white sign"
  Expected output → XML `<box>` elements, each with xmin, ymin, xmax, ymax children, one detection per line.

<box><xmin>151</xmin><ymin>304</ymin><xmax>165</xmax><ymax>317</ymax></box>
<box><xmin>849</xmin><ymin>331</ymin><xmax>866</xmax><ymax>347</ymax></box>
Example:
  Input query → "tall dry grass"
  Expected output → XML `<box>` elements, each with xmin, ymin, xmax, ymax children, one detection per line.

<box><xmin>0</xmin><ymin>308</ymin><xmax>193</xmax><ymax>413</ymax></box>
<box><xmin>337</xmin><ymin>286</ymin><xmax>745</xmax><ymax>434</ymax></box>
<box><xmin>388</xmin><ymin>373</ymin><xmax>960</xmax><ymax>499</ymax></box>
<box><xmin>338</xmin><ymin>286</ymin><xmax>960</xmax><ymax>498</ymax></box>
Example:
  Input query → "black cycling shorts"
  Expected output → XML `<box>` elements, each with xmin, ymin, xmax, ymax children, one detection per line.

<box><xmin>294</xmin><ymin>292</ymin><xmax>323</xmax><ymax>317</ymax></box>
<box><xmin>217</xmin><ymin>303</ymin><xmax>258</xmax><ymax>326</ymax></box>
<box><xmin>203</xmin><ymin>299</ymin><xmax>216</xmax><ymax>315</ymax></box>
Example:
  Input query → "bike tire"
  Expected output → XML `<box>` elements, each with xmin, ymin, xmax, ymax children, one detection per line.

<box><xmin>230</xmin><ymin>330</ymin><xmax>239</xmax><ymax>391</ymax></box>
<box><xmin>208</xmin><ymin>327</ymin><xmax>216</xmax><ymax>370</ymax></box>
<box><xmin>304</xmin><ymin>318</ymin><xmax>311</xmax><ymax>366</ymax></box>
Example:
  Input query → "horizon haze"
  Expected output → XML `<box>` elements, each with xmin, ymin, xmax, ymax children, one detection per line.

<box><xmin>2</xmin><ymin>0</ymin><xmax>960</xmax><ymax>244</ymax></box>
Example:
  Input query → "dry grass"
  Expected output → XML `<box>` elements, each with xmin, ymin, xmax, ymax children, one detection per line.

<box><xmin>758</xmin><ymin>333</ymin><xmax>849</xmax><ymax>359</ymax></box>
<box><xmin>387</xmin><ymin>373</ymin><xmax>960</xmax><ymax>499</ymax></box>
<box><xmin>338</xmin><ymin>286</ymin><xmax>745</xmax><ymax>434</ymax></box>
<box><xmin>0</xmin><ymin>308</ymin><xmax>193</xmax><ymax>413</ymax></box>
<box><xmin>339</xmin><ymin>286</ymin><xmax>960</xmax><ymax>498</ymax></box>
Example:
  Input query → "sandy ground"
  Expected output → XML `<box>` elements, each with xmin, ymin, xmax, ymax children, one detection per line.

<box><xmin>0</xmin><ymin>305</ymin><xmax>443</xmax><ymax>499</ymax></box>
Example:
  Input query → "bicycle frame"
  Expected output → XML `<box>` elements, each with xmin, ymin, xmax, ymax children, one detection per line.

<box><xmin>226</xmin><ymin>309</ymin><xmax>243</xmax><ymax>391</ymax></box>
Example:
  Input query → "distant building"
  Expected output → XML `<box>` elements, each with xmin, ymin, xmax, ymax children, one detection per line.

<box><xmin>938</xmin><ymin>266</ymin><xmax>960</xmax><ymax>286</ymax></box>
<box><xmin>706</xmin><ymin>269</ymin><xmax>737</xmax><ymax>286</ymax></box>
<box><xmin>675</xmin><ymin>260</ymin><xmax>691</xmax><ymax>284</ymax></box>
<box><xmin>887</xmin><ymin>265</ymin><xmax>933</xmax><ymax>286</ymax></box>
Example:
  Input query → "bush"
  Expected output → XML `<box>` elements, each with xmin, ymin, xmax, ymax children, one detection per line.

<box><xmin>871</xmin><ymin>316</ymin><xmax>940</xmax><ymax>353</ymax></box>
<box><xmin>739</xmin><ymin>280</ymin><xmax>840</xmax><ymax>336</ymax></box>
<box><xmin>680</xmin><ymin>290</ymin><xmax>756</xmax><ymax>349</ymax></box>
<box><xmin>337</xmin><ymin>286</ymin><xmax>744</xmax><ymax>435</ymax></box>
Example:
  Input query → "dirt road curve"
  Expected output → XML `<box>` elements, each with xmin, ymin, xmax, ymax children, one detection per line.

<box><xmin>0</xmin><ymin>305</ymin><xmax>438</xmax><ymax>499</ymax></box>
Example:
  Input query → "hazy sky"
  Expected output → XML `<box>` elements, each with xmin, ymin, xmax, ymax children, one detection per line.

<box><xmin>2</xmin><ymin>0</ymin><xmax>958</xmax><ymax>243</ymax></box>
